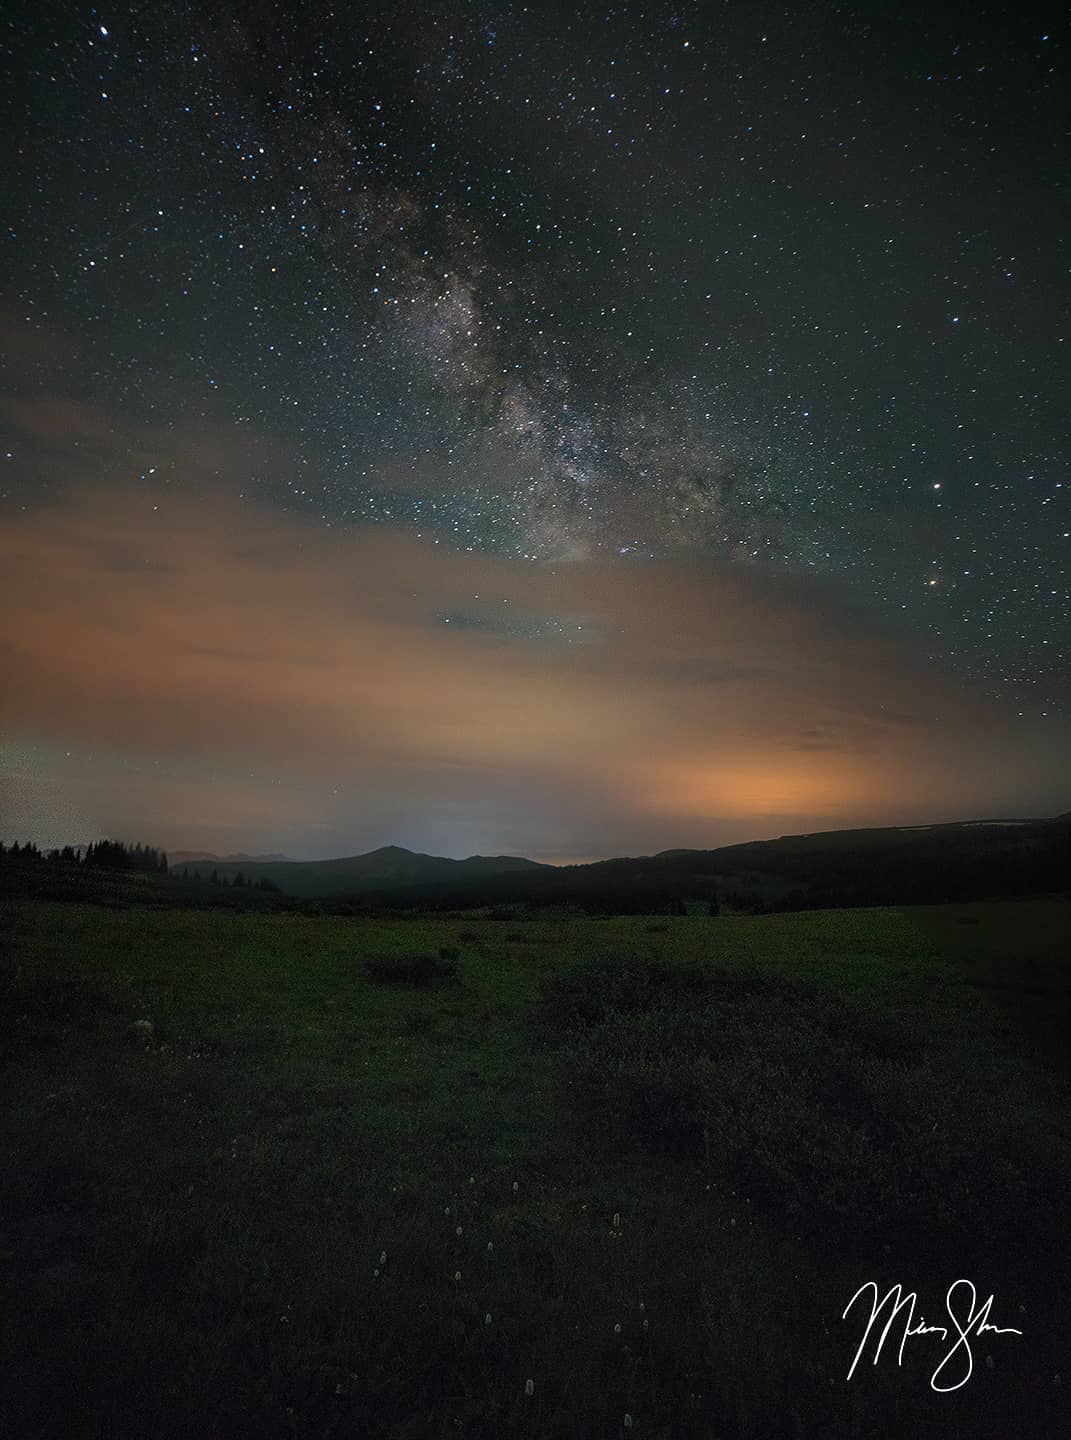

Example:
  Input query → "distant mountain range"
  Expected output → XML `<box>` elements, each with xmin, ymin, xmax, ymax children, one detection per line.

<box><xmin>312</xmin><ymin>816</ymin><xmax>1071</xmax><ymax>913</ymax></box>
<box><xmin>161</xmin><ymin>817</ymin><xmax>1071</xmax><ymax>911</ymax></box>
<box><xmin>169</xmin><ymin>844</ymin><xmax>549</xmax><ymax>897</ymax></box>
<box><xmin>168</xmin><ymin>851</ymin><xmax>295</xmax><ymax>866</ymax></box>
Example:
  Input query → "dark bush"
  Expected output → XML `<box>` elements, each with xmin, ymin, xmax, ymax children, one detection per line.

<box><xmin>458</xmin><ymin>930</ymin><xmax>480</xmax><ymax>944</ymax></box>
<box><xmin>438</xmin><ymin>945</ymin><xmax>460</xmax><ymax>963</ymax></box>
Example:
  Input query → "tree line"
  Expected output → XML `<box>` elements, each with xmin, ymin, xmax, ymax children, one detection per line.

<box><xmin>0</xmin><ymin>840</ymin><xmax>278</xmax><ymax>892</ymax></box>
<box><xmin>0</xmin><ymin>839</ymin><xmax>168</xmax><ymax>872</ymax></box>
<box><xmin>175</xmin><ymin>866</ymin><xmax>279</xmax><ymax>893</ymax></box>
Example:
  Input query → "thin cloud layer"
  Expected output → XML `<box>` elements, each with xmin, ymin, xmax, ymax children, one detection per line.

<box><xmin>0</xmin><ymin>483</ymin><xmax>1065</xmax><ymax>858</ymax></box>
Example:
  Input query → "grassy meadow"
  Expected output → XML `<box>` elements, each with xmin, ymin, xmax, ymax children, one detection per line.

<box><xmin>2</xmin><ymin>897</ymin><xmax>1069</xmax><ymax>1438</ymax></box>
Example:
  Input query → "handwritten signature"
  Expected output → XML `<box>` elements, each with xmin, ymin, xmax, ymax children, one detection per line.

<box><xmin>843</xmin><ymin>1280</ymin><xmax>1023</xmax><ymax>1392</ymax></box>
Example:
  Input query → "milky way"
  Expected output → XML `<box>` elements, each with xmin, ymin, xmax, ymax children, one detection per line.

<box><xmin>3</xmin><ymin>1</ymin><xmax>1068</xmax><ymax>725</ymax></box>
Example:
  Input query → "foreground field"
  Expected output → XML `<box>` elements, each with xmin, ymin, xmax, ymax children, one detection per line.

<box><xmin>2</xmin><ymin>899</ymin><xmax>1069</xmax><ymax>1439</ymax></box>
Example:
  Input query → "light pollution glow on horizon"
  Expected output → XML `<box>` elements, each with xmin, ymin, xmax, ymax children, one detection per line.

<box><xmin>1</xmin><ymin>481</ymin><xmax>1066</xmax><ymax>863</ymax></box>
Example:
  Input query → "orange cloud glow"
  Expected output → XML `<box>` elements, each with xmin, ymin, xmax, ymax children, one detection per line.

<box><xmin>0</xmin><ymin>482</ymin><xmax>1065</xmax><ymax>858</ymax></box>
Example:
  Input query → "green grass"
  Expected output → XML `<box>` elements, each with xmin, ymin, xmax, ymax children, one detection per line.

<box><xmin>1</xmin><ymin>898</ymin><xmax>1069</xmax><ymax>1438</ymax></box>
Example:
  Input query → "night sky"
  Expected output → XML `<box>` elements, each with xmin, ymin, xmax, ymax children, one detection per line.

<box><xmin>1</xmin><ymin>2</ymin><xmax>1067</xmax><ymax>861</ymax></box>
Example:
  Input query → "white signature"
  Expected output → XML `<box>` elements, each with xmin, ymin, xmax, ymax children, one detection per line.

<box><xmin>843</xmin><ymin>1280</ymin><xmax>1023</xmax><ymax>1392</ymax></box>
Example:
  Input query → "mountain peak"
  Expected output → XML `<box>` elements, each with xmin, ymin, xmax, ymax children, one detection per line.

<box><xmin>166</xmin><ymin>845</ymin><xmax>547</xmax><ymax>898</ymax></box>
